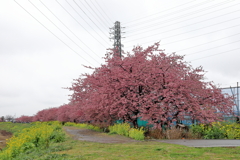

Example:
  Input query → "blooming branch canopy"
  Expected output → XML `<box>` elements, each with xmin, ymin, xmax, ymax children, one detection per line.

<box><xmin>69</xmin><ymin>42</ymin><xmax>234</xmax><ymax>128</ymax></box>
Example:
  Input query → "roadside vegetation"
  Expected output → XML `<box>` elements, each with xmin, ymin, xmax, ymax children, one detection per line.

<box><xmin>104</xmin><ymin>121</ymin><xmax>240</xmax><ymax>140</ymax></box>
<box><xmin>0</xmin><ymin>121</ymin><xmax>240</xmax><ymax>159</ymax></box>
<box><xmin>64</xmin><ymin>122</ymin><xmax>102</xmax><ymax>132</ymax></box>
<box><xmin>191</xmin><ymin>121</ymin><xmax>240</xmax><ymax>139</ymax></box>
<box><xmin>0</xmin><ymin>121</ymin><xmax>65</xmax><ymax>160</ymax></box>
<box><xmin>0</xmin><ymin>122</ymin><xmax>33</xmax><ymax>133</ymax></box>
<box><xmin>55</xmin><ymin>138</ymin><xmax>240</xmax><ymax>160</ymax></box>
<box><xmin>109</xmin><ymin>123</ymin><xmax>145</xmax><ymax>140</ymax></box>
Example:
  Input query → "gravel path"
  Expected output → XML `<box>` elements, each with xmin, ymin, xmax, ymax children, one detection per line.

<box><xmin>156</xmin><ymin>139</ymin><xmax>240</xmax><ymax>147</ymax></box>
<box><xmin>64</xmin><ymin>126</ymin><xmax>240</xmax><ymax>147</ymax></box>
<box><xmin>63</xmin><ymin>126</ymin><xmax>139</xmax><ymax>143</ymax></box>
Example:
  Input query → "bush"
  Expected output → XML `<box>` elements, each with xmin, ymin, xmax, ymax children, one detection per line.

<box><xmin>109</xmin><ymin>123</ymin><xmax>130</xmax><ymax>136</ymax></box>
<box><xmin>190</xmin><ymin>122</ymin><xmax>240</xmax><ymax>139</ymax></box>
<box><xmin>129</xmin><ymin>127</ymin><xmax>145</xmax><ymax>140</ymax></box>
<box><xmin>0</xmin><ymin>122</ymin><xmax>65</xmax><ymax>159</ymax></box>
<box><xmin>190</xmin><ymin>124</ymin><xmax>205</xmax><ymax>138</ymax></box>
<box><xmin>108</xmin><ymin>123</ymin><xmax>145</xmax><ymax>140</ymax></box>
<box><xmin>203</xmin><ymin>123</ymin><xmax>225</xmax><ymax>139</ymax></box>
<box><xmin>220</xmin><ymin>122</ymin><xmax>240</xmax><ymax>139</ymax></box>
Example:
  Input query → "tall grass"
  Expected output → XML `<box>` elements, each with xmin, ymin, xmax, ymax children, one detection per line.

<box><xmin>109</xmin><ymin>123</ymin><xmax>130</xmax><ymax>136</ymax></box>
<box><xmin>108</xmin><ymin>123</ymin><xmax>145</xmax><ymax>140</ymax></box>
<box><xmin>0</xmin><ymin>121</ymin><xmax>65</xmax><ymax>160</ymax></box>
<box><xmin>129</xmin><ymin>127</ymin><xmax>145</xmax><ymax>140</ymax></box>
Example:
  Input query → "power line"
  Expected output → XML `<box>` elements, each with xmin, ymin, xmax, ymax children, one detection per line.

<box><xmin>125</xmin><ymin>7</ymin><xmax>240</xmax><ymax>37</ymax></box>
<box><xmin>125</xmin><ymin>0</ymin><xmax>235</xmax><ymax>32</ymax></box>
<box><xmin>124</xmin><ymin>23</ymin><xmax>240</xmax><ymax>48</ymax></box>
<box><xmin>14</xmin><ymin>0</ymin><xmax>95</xmax><ymax>67</ymax></box>
<box><xmin>185</xmin><ymin>39</ymin><xmax>240</xmax><ymax>57</ymax></box>
<box><xmin>94</xmin><ymin>0</ymin><xmax>113</xmax><ymax>23</ymax></box>
<box><xmin>72</xmin><ymin>0</ymin><xmax>109</xmax><ymax>39</ymax></box>
<box><xmin>89</xmin><ymin>0</ymin><xmax>112</xmax><ymax>26</ymax></box>
<box><xmin>84</xmin><ymin>0</ymin><xmax>110</xmax><ymax>28</ymax></box>
<box><xmin>123</xmin><ymin>0</ymin><xmax>199</xmax><ymax>24</ymax></box>
<box><xmin>124</xmin><ymin>16</ymin><xmax>240</xmax><ymax>43</ymax></box>
<box><xmin>28</xmin><ymin>0</ymin><xmax>100</xmax><ymax>65</ymax></box>
<box><xmin>124</xmin><ymin>0</ymin><xmax>221</xmax><ymax>27</ymax></box>
<box><xmin>176</xmin><ymin>33</ymin><xmax>240</xmax><ymax>53</ymax></box>
<box><xmin>120</xmin><ymin>1</ymin><xmax>180</xmax><ymax>25</ymax></box>
<box><xmin>190</xmin><ymin>47</ymin><xmax>240</xmax><ymax>61</ymax></box>
<box><xmin>160</xmin><ymin>25</ymin><xmax>240</xmax><ymax>46</ymax></box>
<box><xmin>64</xmin><ymin>0</ymin><xmax>110</xmax><ymax>46</ymax></box>
<box><xmin>39</xmin><ymin>0</ymin><xmax>102</xmax><ymax>59</ymax></box>
<box><xmin>55</xmin><ymin>0</ymin><xmax>108</xmax><ymax>48</ymax></box>
<box><xmin>127</xmin><ymin>0</ymin><xmax>235</xmax><ymax>29</ymax></box>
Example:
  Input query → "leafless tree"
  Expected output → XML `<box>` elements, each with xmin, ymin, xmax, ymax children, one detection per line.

<box><xmin>5</xmin><ymin>115</ymin><xmax>15</xmax><ymax>122</ymax></box>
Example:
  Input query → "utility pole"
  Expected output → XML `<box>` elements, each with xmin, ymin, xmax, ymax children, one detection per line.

<box><xmin>230</xmin><ymin>82</ymin><xmax>240</xmax><ymax>117</ymax></box>
<box><xmin>237</xmin><ymin>82</ymin><xmax>239</xmax><ymax>116</ymax></box>
<box><xmin>109</xmin><ymin>21</ymin><xmax>125</xmax><ymax>58</ymax></box>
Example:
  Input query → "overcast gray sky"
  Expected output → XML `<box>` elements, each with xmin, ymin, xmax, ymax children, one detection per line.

<box><xmin>1</xmin><ymin>0</ymin><xmax>240</xmax><ymax>117</ymax></box>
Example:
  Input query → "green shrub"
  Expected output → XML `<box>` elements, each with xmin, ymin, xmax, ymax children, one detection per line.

<box><xmin>220</xmin><ymin>122</ymin><xmax>240</xmax><ymax>139</ymax></box>
<box><xmin>109</xmin><ymin>123</ymin><xmax>130</xmax><ymax>136</ymax></box>
<box><xmin>190</xmin><ymin>124</ymin><xmax>205</xmax><ymax>138</ymax></box>
<box><xmin>204</xmin><ymin>126</ymin><xmax>225</xmax><ymax>139</ymax></box>
<box><xmin>108</xmin><ymin>123</ymin><xmax>145</xmax><ymax>140</ymax></box>
<box><xmin>129</xmin><ymin>127</ymin><xmax>145</xmax><ymax>140</ymax></box>
<box><xmin>190</xmin><ymin>122</ymin><xmax>240</xmax><ymax>139</ymax></box>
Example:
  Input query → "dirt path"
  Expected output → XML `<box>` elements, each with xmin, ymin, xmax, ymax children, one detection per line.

<box><xmin>63</xmin><ymin>126</ymin><xmax>139</xmax><ymax>143</ymax></box>
<box><xmin>156</xmin><ymin>139</ymin><xmax>240</xmax><ymax>147</ymax></box>
<box><xmin>63</xmin><ymin>127</ymin><xmax>240</xmax><ymax>147</ymax></box>
<box><xmin>0</xmin><ymin>130</ymin><xmax>12</xmax><ymax>150</ymax></box>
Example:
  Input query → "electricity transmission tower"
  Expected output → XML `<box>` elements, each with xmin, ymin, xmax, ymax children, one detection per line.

<box><xmin>109</xmin><ymin>21</ymin><xmax>125</xmax><ymax>58</ymax></box>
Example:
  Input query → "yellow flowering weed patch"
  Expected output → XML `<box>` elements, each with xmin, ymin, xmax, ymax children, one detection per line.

<box><xmin>0</xmin><ymin>122</ymin><xmax>64</xmax><ymax>159</ymax></box>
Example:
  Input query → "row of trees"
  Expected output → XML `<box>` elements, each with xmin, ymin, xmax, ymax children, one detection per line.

<box><xmin>15</xmin><ymin>103</ymin><xmax>82</xmax><ymax>123</ymax></box>
<box><xmin>15</xmin><ymin>43</ymin><xmax>235</xmax><ymax>128</ymax></box>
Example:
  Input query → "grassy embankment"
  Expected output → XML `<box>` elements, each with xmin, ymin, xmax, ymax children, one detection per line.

<box><xmin>0</xmin><ymin>122</ymin><xmax>33</xmax><ymax>151</ymax></box>
<box><xmin>0</xmin><ymin>122</ymin><xmax>240</xmax><ymax>160</ymax></box>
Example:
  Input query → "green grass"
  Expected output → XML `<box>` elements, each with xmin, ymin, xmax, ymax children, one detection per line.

<box><xmin>1</xmin><ymin>122</ymin><xmax>240</xmax><ymax>159</ymax></box>
<box><xmin>53</xmin><ymin>135</ymin><xmax>240</xmax><ymax>160</ymax></box>
<box><xmin>12</xmin><ymin>138</ymin><xmax>240</xmax><ymax>159</ymax></box>
<box><xmin>0</xmin><ymin>122</ymin><xmax>66</xmax><ymax>160</ymax></box>
<box><xmin>64</xmin><ymin>122</ymin><xmax>102</xmax><ymax>132</ymax></box>
<box><xmin>0</xmin><ymin>122</ymin><xmax>33</xmax><ymax>133</ymax></box>
<box><xmin>11</xmin><ymin>142</ymin><xmax>75</xmax><ymax>160</ymax></box>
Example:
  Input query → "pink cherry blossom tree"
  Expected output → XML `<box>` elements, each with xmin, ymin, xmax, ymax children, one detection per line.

<box><xmin>32</xmin><ymin>107</ymin><xmax>58</xmax><ymax>122</ymax></box>
<box><xmin>15</xmin><ymin>115</ymin><xmax>33</xmax><ymax>123</ymax></box>
<box><xmin>57</xmin><ymin>103</ymin><xmax>83</xmax><ymax>123</ymax></box>
<box><xmin>69</xmin><ymin>42</ymin><xmax>234</xmax><ymax>128</ymax></box>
